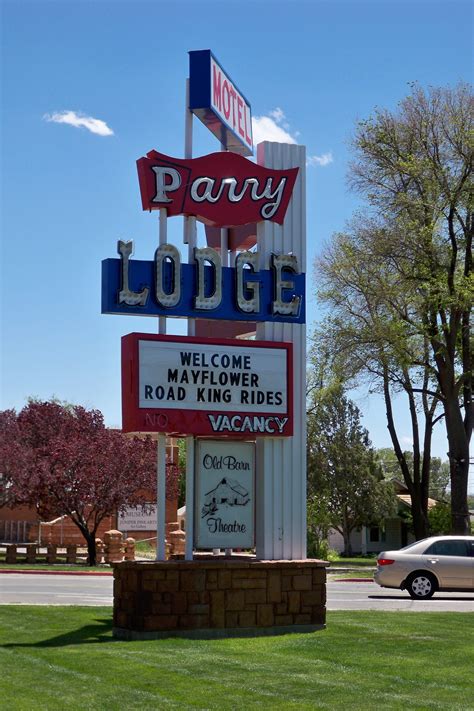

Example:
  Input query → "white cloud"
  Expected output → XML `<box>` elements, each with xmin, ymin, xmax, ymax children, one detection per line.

<box><xmin>269</xmin><ymin>107</ymin><xmax>285</xmax><ymax>122</ymax></box>
<box><xmin>252</xmin><ymin>114</ymin><xmax>297</xmax><ymax>145</ymax></box>
<box><xmin>43</xmin><ymin>110</ymin><xmax>114</xmax><ymax>136</ymax></box>
<box><xmin>252</xmin><ymin>108</ymin><xmax>332</xmax><ymax>167</ymax></box>
<box><xmin>269</xmin><ymin>107</ymin><xmax>290</xmax><ymax>129</ymax></box>
<box><xmin>307</xmin><ymin>152</ymin><xmax>334</xmax><ymax>167</ymax></box>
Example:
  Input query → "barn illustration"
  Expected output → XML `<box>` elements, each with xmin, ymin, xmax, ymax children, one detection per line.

<box><xmin>201</xmin><ymin>477</ymin><xmax>250</xmax><ymax>518</ymax></box>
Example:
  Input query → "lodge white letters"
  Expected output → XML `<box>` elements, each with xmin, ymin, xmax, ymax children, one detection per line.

<box><xmin>117</xmin><ymin>239</ymin><xmax>301</xmax><ymax>317</ymax></box>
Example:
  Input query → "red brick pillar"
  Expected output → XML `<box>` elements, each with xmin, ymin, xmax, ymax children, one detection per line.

<box><xmin>46</xmin><ymin>544</ymin><xmax>57</xmax><ymax>564</ymax></box>
<box><xmin>66</xmin><ymin>545</ymin><xmax>77</xmax><ymax>564</ymax></box>
<box><xmin>96</xmin><ymin>538</ymin><xmax>105</xmax><ymax>564</ymax></box>
<box><xmin>6</xmin><ymin>545</ymin><xmax>17</xmax><ymax>563</ymax></box>
<box><xmin>104</xmin><ymin>530</ymin><xmax>124</xmax><ymax>563</ymax></box>
<box><xmin>124</xmin><ymin>538</ymin><xmax>135</xmax><ymax>561</ymax></box>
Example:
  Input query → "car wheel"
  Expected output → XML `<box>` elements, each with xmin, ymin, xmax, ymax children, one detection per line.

<box><xmin>406</xmin><ymin>571</ymin><xmax>437</xmax><ymax>599</ymax></box>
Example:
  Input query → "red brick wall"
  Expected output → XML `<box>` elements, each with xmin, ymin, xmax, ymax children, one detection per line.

<box><xmin>40</xmin><ymin>515</ymin><xmax>115</xmax><ymax>546</ymax></box>
<box><xmin>0</xmin><ymin>504</ymin><xmax>39</xmax><ymax>523</ymax></box>
<box><xmin>113</xmin><ymin>559</ymin><xmax>327</xmax><ymax>637</ymax></box>
<box><xmin>1</xmin><ymin>497</ymin><xmax>178</xmax><ymax>545</ymax></box>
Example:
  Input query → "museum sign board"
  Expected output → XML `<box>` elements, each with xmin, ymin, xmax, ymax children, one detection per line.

<box><xmin>118</xmin><ymin>504</ymin><xmax>156</xmax><ymax>531</ymax></box>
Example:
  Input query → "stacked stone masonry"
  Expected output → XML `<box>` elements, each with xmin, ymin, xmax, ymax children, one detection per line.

<box><xmin>113</xmin><ymin>559</ymin><xmax>327</xmax><ymax>635</ymax></box>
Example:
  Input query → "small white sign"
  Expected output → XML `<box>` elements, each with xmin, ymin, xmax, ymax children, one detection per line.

<box><xmin>195</xmin><ymin>440</ymin><xmax>255</xmax><ymax>549</ymax></box>
<box><xmin>118</xmin><ymin>504</ymin><xmax>157</xmax><ymax>531</ymax></box>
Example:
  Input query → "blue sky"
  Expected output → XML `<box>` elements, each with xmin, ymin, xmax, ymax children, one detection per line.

<box><xmin>1</xmin><ymin>0</ymin><xmax>472</xmax><ymax>488</ymax></box>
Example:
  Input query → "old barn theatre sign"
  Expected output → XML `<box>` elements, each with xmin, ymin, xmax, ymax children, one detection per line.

<box><xmin>136</xmin><ymin>150</ymin><xmax>298</xmax><ymax>227</ymax></box>
<box><xmin>195</xmin><ymin>440</ymin><xmax>255</xmax><ymax>549</ymax></box>
<box><xmin>121</xmin><ymin>333</ymin><xmax>293</xmax><ymax>437</ymax></box>
<box><xmin>189</xmin><ymin>49</ymin><xmax>253</xmax><ymax>156</ymax></box>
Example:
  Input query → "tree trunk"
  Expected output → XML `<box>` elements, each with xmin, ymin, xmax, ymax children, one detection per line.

<box><xmin>409</xmin><ymin>489</ymin><xmax>429</xmax><ymax>540</ymax></box>
<box><xmin>383</xmin><ymin>368</ymin><xmax>429</xmax><ymax>540</ymax></box>
<box><xmin>85</xmin><ymin>532</ymin><xmax>97</xmax><ymax>567</ymax></box>
<box><xmin>441</xmin><ymin>382</ymin><xmax>471</xmax><ymax>534</ymax></box>
<box><xmin>68</xmin><ymin>515</ymin><xmax>98</xmax><ymax>566</ymax></box>
<box><xmin>449</xmin><ymin>445</ymin><xmax>470</xmax><ymax>534</ymax></box>
<box><xmin>342</xmin><ymin>528</ymin><xmax>353</xmax><ymax>557</ymax></box>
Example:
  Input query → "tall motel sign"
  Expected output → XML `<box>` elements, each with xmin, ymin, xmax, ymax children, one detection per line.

<box><xmin>102</xmin><ymin>49</ymin><xmax>307</xmax><ymax>561</ymax></box>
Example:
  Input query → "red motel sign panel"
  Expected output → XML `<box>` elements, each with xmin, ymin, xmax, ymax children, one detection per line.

<box><xmin>136</xmin><ymin>150</ymin><xmax>299</xmax><ymax>227</ymax></box>
<box><xmin>122</xmin><ymin>333</ymin><xmax>293</xmax><ymax>437</ymax></box>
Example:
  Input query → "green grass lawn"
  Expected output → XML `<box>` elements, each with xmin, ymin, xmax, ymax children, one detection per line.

<box><xmin>328</xmin><ymin>556</ymin><xmax>377</xmax><ymax>567</ymax></box>
<box><xmin>0</xmin><ymin>606</ymin><xmax>472</xmax><ymax>710</ymax></box>
<box><xmin>328</xmin><ymin>569</ymin><xmax>375</xmax><ymax>579</ymax></box>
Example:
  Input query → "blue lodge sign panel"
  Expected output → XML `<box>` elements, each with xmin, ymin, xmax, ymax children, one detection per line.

<box><xmin>102</xmin><ymin>241</ymin><xmax>305</xmax><ymax>324</ymax></box>
<box><xmin>195</xmin><ymin>440</ymin><xmax>255</xmax><ymax>549</ymax></box>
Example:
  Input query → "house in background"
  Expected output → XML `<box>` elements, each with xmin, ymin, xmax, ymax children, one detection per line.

<box><xmin>328</xmin><ymin>479</ymin><xmax>440</xmax><ymax>555</ymax></box>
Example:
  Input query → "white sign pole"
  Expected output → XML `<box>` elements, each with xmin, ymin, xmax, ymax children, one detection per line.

<box><xmin>156</xmin><ymin>207</ymin><xmax>168</xmax><ymax>561</ymax></box>
<box><xmin>219</xmin><ymin>139</ymin><xmax>229</xmax><ymax>557</ymax></box>
<box><xmin>184</xmin><ymin>77</ymin><xmax>197</xmax><ymax>330</ymax></box>
<box><xmin>158</xmin><ymin>208</ymin><xmax>167</xmax><ymax>335</ymax></box>
<box><xmin>156</xmin><ymin>432</ymin><xmax>167</xmax><ymax>560</ymax></box>
<box><xmin>185</xmin><ymin>435</ymin><xmax>194</xmax><ymax>560</ymax></box>
<box><xmin>220</xmin><ymin>139</ymin><xmax>229</xmax><ymax>269</ymax></box>
<box><xmin>184</xmin><ymin>77</ymin><xmax>195</xmax><ymax>560</ymax></box>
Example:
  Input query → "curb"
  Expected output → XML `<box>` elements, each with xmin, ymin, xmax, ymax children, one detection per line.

<box><xmin>330</xmin><ymin>577</ymin><xmax>374</xmax><ymax>583</ymax></box>
<box><xmin>0</xmin><ymin>569</ymin><xmax>113</xmax><ymax>576</ymax></box>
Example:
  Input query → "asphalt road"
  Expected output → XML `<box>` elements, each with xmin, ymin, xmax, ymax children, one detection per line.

<box><xmin>1</xmin><ymin>574</ymin><xmax>473</xmax><ymax>611</ymax></box>
<box><xmin>327</xmin><ymin>580</ymin><xmax>474</xmax><ymax>612</ymax></box>
<box><xmin>0</xmin><ymin>573</ymin><xmax>114</xmax><ymax>606</ymax></box>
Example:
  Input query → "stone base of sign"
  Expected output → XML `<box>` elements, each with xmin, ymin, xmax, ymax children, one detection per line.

<box><xmin>112</xmin><ymin>558</ymin><xmax>327</xmax><ymax>638</ymax></box>
<box><xmin>114</xmin><ymin>623</ymin><xmax>325</xmax><ymax>640</ymax></box>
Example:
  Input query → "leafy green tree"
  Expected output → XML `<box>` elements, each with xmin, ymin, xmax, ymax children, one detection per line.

<box><xmin>313</xmin><ymin>255</ymin><xmax>440</xmax><ymax>541</ymax></box>
<box><xmin>428</xmin><ymin>503</ymin><xmax>452</xmax><ymax>535</ymax></box>
<box><xmin>317</xmin><ymin>83</ymin><xmax>473</xmax><ymax>534</ymax></box>
<box><xmin>376</xmin><ymin>448</ymin><xmax>450</xmax><ymax>501</ymax></box>
<box><xmin>306</xmin><ymin>494</ymin><xmax>332</xmax><ymax>559</ymax></box>
<box><xmin>307</xmin><ymin>385</ymin><xmax>396</xmax><ymax>556</ymax></box>
<box><xmin>428</xmin><ymin>458</ymin><xmax>450</xmax><ymax>501</ymax></box>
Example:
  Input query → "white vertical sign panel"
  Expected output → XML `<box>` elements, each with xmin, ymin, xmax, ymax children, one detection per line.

<box><xmin>256</xmin><ymin>141</ymin><xmax>307</xmax><ymax>561</ymax></box>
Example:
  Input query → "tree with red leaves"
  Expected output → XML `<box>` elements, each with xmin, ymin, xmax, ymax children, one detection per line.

<box><xmin>0</xmin><ymin>401</ymin><xmax>180</xmax><ymax>565</ymax></box>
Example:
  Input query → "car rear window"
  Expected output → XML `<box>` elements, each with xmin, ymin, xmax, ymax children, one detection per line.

<box><xmin>423</xmin><ymin>539</ymin><xmax>473</xmax><ymax>557</ymax></box>
<box><xmin>399</xmin><ymin>539</ymin><xmax>429</xmax><ymax>552</ymax></box>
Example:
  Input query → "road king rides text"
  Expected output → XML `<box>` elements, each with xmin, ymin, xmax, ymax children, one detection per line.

<box><xmin>144</xmin><ymin>348</ymin><xmax>284</xmax><ymax>408</ymax></box>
